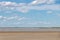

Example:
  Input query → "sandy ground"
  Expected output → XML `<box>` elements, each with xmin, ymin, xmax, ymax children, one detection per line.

<box><xmin>0</xmin><ymin>32</ymin><xmax>60</xmax><ymax>40</ymax></box>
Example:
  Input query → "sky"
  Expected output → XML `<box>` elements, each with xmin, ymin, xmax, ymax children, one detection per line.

<box><xmin>0</xmin><ymin>0</ymin><xmax>60</xmax><ymax>27</ymax></box>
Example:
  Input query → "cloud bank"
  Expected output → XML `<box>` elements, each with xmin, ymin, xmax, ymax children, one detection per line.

<box><xmin>0</xmin><ymin>0</ymin><xmax>60</xmax><ymax>13</ymax></box>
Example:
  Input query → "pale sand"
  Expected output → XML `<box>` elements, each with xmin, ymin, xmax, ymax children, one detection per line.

<box><xmin>0</xmin><ymin>32</ymin><xmax>60</xmax><ymax>40</ymax></box>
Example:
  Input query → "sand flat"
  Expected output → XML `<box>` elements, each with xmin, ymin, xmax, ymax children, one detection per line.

<box><xmin>0</xmin><ymin>32</ymin><xmax>60</xmax><ymax>40</ymax></box>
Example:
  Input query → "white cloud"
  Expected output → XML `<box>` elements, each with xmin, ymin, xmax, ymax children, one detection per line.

<box><xmin>6</xmin><ymin>16</ymin><xmax>26</xmax><ymax>21</ymax></box>
<box><xmin>0</xmin><ymin>16</ymin><xmax>3</xmax><ymax>19</ymax></box>
<box><xmin>28</xmin><ymin>21</ymin><xmax>50</xmax><ymax>25</ymax></box>
<box><xmin>0</xmin><ymin>15</ymin><xmax>28</xmax><ymax>22</ymax></box>
<box><xmin>13</xmin><ymin>22</ymin><xmax>25</xmax><ymax>25</ymax></box>
<box><xmin>0</xmin><ymin>1</ymin><xmax>28</xmax><ymax>13</ymax></box>
<box><xmin>13</xmin><ymin>22</ymin><xmax>20</xmax><ymax>24</ymax></box>
<box><xmin>18</xmin><ymin>17</ymin><xmax>25</xmax><ymax>21</ymax></box>
<box><xmin>29</xmin><ymin>0</ymin><xmax>47</xmax><ymax>5</ymax></box>
<box><xmin>28</xmin><ymin>22</ymin><xmax>38</xmax><ymax>25</ymax></box>
<box><xmin>36</xmin><ymin>21</ymin><xmax>50</xmax><ymax>25</ymax></box>
<box><xmin>0</xmin><ymin>15</ymin><xmax>30</xmax><ymax>27</ymax></box>
<box><xmin>29</xmin><ymin>0</ymin><xmax>55</xmax><ymax>5</ymax></box>
<box><xmin>7</xmin><ymin>17</ymin><xmax>16</xmax><ymax>20</ymax></box>
<box><xmin>0</xmin><ymin>1</ymin><xmax>17</xmax><ymax>6</ymax></box>
<box><xmin>31</xmin><ymin>0</ymin><xmax>37</xmax><ymax>5</ymax></box>
<box><xmin>3</xmin><ymin>2</ymin><xmax>12</xmax><ymax>6</ymax></box>
<box><xmin>0</xmin><ymin>16</ymin><xmax>7</xmax><ymax>19</ymax></box>
<box><xmin>47</xmin><ymin>10</ymin><xmax>53</xmax><ymax>14</ymax></box>
<box><xmin>56</xmin><ymin>14</ymin><xmax>60</xmax><ymax>16</ymax></box>
<box><xmin>3</xmin><ymin>19</ymin><xmax>6</xmax><ymax>21</ymax></box>
<box><xmin>39</xmin><ymin>21</ymin><xmax>50</xmax><ymax>24</ymax></box>
<box><xmin>16</xmin><ymin>6</ymin><xmax>29</xmax><ymax>13</ymax></box>
<box><xmin>46</xmin><ymin>0</ymin><xmax>55</xmax><ymax>4</ymax></box>
<box><xmin>0</xmin><ymin>0</ymin><xmax>59</xmax><ymax>13</ymax></box>
<box><xmin>30</xmin><ymin>5</ymin><xmax>60</xmax><ymax>10</ymax></box>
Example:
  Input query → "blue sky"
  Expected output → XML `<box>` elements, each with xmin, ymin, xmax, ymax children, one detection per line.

<box><xmin>0</xmin><ymin>0</ymin><xmax>60</xmax><ymax>27</ymax></box>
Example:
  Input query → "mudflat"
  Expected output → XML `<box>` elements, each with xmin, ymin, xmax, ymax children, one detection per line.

<box><xmin>0</xmin><ymin>32</ymin><xmax>60</xmax><ymax>40</ymax></box>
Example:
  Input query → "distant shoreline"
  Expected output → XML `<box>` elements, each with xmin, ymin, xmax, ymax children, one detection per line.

<box><xmin>0</xmin><ymin>27</ymin><xmax>60</xmax><ymax>32</ymax></box>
